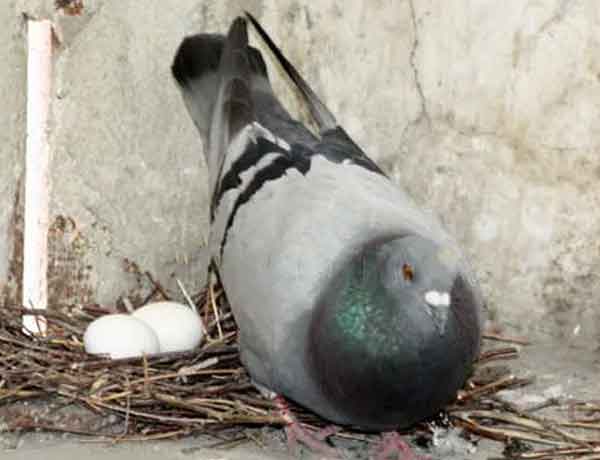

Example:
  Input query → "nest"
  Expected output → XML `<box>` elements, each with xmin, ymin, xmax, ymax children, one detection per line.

<box><xmin>1</xmin><ymin>281</ymin><xmax>599</xmax><ymax>459</ymax></box>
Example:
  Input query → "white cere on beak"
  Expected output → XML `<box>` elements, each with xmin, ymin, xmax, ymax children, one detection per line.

<box><xmin>425</xmin><ymin>290</ymin><xmax>451</xmax><ymax>307</ymax></box>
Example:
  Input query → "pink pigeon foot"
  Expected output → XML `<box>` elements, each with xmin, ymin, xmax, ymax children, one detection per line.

<box><xmin>370</xmin><ymin>432</ymin><xmax>429</xmax><ymax>460</ymax></box>
<box><xmin>275</xmin><ymin>395</ymin><xmax>341</xmax><ymax>458</ymax></box>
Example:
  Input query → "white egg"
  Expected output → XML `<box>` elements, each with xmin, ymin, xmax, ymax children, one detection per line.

<box><xmin>84</xmin><ymin>314</ymin><xmax>160</xmax><ymax>359</ymax></box>
<box><xmin>132</xmin><ymin>301</ymin><xmax>204</xmax><ymax>353</ymax></box>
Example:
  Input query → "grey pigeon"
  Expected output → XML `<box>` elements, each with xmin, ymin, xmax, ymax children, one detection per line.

<box><xmin>172</xmin><ymin>14</ymin><xmax>484</xmax><ymax>431</ymax></box>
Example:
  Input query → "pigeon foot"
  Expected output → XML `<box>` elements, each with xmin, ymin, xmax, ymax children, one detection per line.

<box><xmin>370</xmin><ymin>432</ymin><xmax>428</xmax><ymax>460</ymax></box>
<box><xmin>275</xmin><ymin>395</ymin><xmax>341</xmax><ymax>459</ymax></box>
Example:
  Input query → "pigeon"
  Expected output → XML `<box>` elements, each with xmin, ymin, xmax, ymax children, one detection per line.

<box><xmin>172</xmin><ymin>13</ymin><xmax>484</xmax><ymax>433</ymax></box>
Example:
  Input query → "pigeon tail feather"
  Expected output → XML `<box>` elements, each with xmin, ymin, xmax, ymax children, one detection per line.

<box><xmin>245</xmin><ymin>11</ymin><xmax>337</xmax><ymax>132</ymax></box>
<box><xmin>171</xmin><ymin>18</ymin><xmax>268</xmax><ymax>147</ymax></box>
<box><xmin>245</xmin><ymin>12</ymin><xmax>385</xmax><ymax>174</ymax></box>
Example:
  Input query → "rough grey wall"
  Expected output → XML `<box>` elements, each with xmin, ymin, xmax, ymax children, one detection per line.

<box><xmin>48</xmin><ymin>1</ymin><xmax>211</xmax><ymax>305</ymax></box>
<box><xmin>2</xmin><ymin>1</ymin><xmax>599</xmax><ymax>349</ymax></box>
<box><xmin>0</xmin><ymin>1</ymin><xmax>26</xmax><ymax>305</ymax></box>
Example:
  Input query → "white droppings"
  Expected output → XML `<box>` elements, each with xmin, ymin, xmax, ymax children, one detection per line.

<box><xmin>425</xmin><ymin>290</ymin><xmax>451</xmax><ymax>307</ymax></box>
<box><xmin>543</xmin><ymin>384</ymin><xmax>564</xmax><ymax>399</ymax></box>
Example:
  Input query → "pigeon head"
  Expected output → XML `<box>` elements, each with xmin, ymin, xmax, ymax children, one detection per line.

<box><xmin>308</xmin><ymin>235</ymin><xmax>482</xmax><ymax>430</ymax></box>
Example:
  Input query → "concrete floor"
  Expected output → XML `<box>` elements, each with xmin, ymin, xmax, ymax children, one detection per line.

<box><xmin>2</xmin><ymin>340</ymin><xmax>597</xmax><ymax>460</ymax></box>
<box><xmin>0</xmin><ymin>422</ymin><xmax>499</xmax><ymax>460</ymax></box>
<box><xmin>2</xmin><ymin>436</ymin><xmax>293</xmax><ymax>460</ymax></box>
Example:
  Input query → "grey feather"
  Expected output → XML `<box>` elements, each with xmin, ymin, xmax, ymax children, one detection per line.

<box><xmin>172</xmin><ymin>16</ymin><xmax>484</xmax><ymax>430</ymax></box>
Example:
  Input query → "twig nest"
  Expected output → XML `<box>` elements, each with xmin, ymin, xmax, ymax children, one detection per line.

<box><xmin>83</xmin><ymin>314</ymin><xmax>160</xmax><ymax>359</ymax></box>
<box><xmin>132</xmin><ymin>301</ymin><xmax>204</xmax><ymax>353</ymax></box>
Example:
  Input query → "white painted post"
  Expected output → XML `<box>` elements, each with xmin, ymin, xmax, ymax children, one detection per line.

<box><xmin>22</xmin><ymin>19</ymin><xmax>53</xmax><ymax>335</ymax></box>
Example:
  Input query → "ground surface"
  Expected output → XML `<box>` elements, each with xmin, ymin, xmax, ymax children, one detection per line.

<box><xmin>0</xmin><ymin>425</ymin><xmax>500</xmax><ymax>460</ymax></box>
<box><xmin>2</xmin><ymin>340</ymin><xmax>597</xmax><ymax>460</ymax></box>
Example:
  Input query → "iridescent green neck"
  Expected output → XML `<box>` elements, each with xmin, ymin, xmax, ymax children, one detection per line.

<box><xmin>313</xmin><ymin>244</ymin><xmax>416</xmax><ymax>366</ymax></box>
<box><xmin>332</xmin><ymin>254</ymin><xmax>402</xmax><ymax>358</ymax></box>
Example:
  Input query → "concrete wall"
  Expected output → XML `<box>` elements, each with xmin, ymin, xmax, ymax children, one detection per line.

<box><xmin>2</xmin><ymin>0</ymin><xmax>599</xmax><ymax>349</ymax></box>
<box><xmin>0</xmin><ymin>1</ymin><xmax>26</xmax><ymax>306</ymax></box>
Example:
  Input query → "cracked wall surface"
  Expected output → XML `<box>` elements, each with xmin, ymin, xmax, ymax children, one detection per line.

<box><xmin>1</xmin><ymin>0</ymin><xmax>599</xmax><ymax>349</ymax></box>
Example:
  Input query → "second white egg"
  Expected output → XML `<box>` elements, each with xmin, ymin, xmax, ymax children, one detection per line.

<box><xmin>132</xmin><ymin>301</ymin><xmax>204</xmax><ymax>353</ymax></box>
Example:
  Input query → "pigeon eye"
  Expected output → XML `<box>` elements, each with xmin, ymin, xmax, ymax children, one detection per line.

<box><xmin>402</xmin><ymin>263</ymin><xmax>414</xmax><ymax>282</ymax></box>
